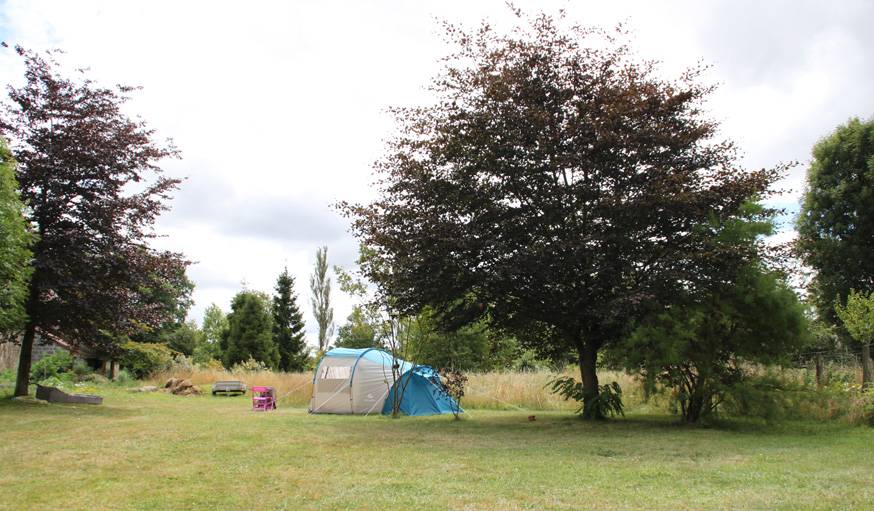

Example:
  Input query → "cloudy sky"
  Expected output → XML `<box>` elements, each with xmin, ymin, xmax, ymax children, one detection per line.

<box><xmin>1</xmin><ymin>0</ymin><xmax>872</xmax><ymax>343</ymax></box>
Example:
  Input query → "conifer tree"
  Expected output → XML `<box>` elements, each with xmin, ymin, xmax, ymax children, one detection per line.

<box><xmin>222</xmin><ymin>290</ymin><xmax>279</xmax><ymax>369</ymax></box>
<box><xmin>273</xmin><ymin>267</ymin><xmax>308</xmax><ymax>371</ymax></box>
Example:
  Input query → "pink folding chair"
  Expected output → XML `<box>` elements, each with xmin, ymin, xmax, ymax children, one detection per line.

<box><xmin>251</xmin><ymin>386</ymin><xmax>276</xmax><ymax>411</ymax></box>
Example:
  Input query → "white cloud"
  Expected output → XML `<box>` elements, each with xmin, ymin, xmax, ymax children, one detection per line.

<box><xmin>2</xmin><ymin>0</ymin><xmax>872</xmax><ymax>345</ymax></box>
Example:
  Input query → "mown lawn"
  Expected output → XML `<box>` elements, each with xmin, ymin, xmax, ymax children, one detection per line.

<box><xmin>1</xmin><ymin>387</ymin><xmax>872</xmax><ymax>510</ymax></box>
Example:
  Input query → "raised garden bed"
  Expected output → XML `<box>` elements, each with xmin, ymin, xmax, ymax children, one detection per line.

<box><xmin>35</xmin><ymin>384</ymin><xmax>102</xmax><ymax>405</ymax></box>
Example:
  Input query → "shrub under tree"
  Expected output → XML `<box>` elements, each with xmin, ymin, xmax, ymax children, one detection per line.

<box><xmin>835</xmin><ymin>289</ymin><xmax>874</xmax><ymax>387</ymax></box>
<box><xmin>622</xmin><ymin>265</ymin><xmax>808</xmax><ymax>422</ymax></box>
<box><xmin>619</xmin><ymin>204</ymin><xmax>808</xmax><ymax>422</ymax></box>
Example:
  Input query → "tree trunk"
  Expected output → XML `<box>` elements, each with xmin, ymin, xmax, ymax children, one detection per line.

<box><xmin>861</xmin><ymin>343</ymin><xmax>873</xmax><ymax>388</ymax></box>
<box><xmin>815</xmin><ymin>353</ymin><xmax>823</xmax><ymax>389</ymax></box>
<box><xmin>683</xmin><ymin>389</ymin><xmax>706</xmax><ymax>423</ymax></box>
<box><xmin>578</xmin><ymin>343</ymin><xmax>602</xmax><ymax>420</ymax></box>
<box><xmin>14</xmin><ymin>283</ymin><xmax>40</xmax><ymax>397</ymax></box>
<box><xmin>14</xmin><ymin>321</ymin><xmax>37</xmax><ymax>397</ymax></box>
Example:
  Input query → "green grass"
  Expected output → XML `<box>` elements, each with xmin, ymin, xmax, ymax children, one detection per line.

<box><xmin>1</xmin><ymin>387</ymin><xmax>873</xmax><ymax>510</ymax></box>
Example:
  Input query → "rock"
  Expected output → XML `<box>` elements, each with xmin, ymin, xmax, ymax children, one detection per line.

<box><xmin>165</xmin><ymin>378</ymin><xmax>201</xmax><ymax>396</ymax></box>
<box><xmin>79</xmin><ymin>373</ymin><xmax>110</xmax><ymax>384</ymax></box>
<box><xmin>129</xmin><ymin>385</ymin><xmax>158</xmax><ymax>393</ymax></box>
<box><xmin>175</xmin><ymin>386</ymin><xmax>202</xmax><ymax>396</ymax></box>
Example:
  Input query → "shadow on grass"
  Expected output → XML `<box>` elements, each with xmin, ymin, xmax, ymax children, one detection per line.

<box><xmin>367</xmin><ymin>408</ymin><xmax>861</xmax><ymax>440</ymax></box>
<box><xmin>0</xmin><ymin>391</ymin><xmax>139</xmax><ymax>419</ymax></box>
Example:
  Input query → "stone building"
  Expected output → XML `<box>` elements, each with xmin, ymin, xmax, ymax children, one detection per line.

<box><xmin>0</xmin><ymin>331</ymin><xmax>119</xmax><ymax>378</ymax></box>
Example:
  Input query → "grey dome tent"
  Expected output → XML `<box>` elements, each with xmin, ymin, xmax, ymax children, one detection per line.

<box><xmin>309</xmin><ymin>348</ymin><xmax>461</xmax><ymax>416</ymax></box>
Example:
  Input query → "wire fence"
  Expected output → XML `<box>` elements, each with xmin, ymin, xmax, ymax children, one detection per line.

<box><xmin>792</xmin><ymin>346</ymin><xmax>870</xmax><ymax>372</ymax></box>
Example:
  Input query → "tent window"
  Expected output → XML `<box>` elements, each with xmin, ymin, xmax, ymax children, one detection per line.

<box><xmin>321</xmin><ymin>365</ymin><xmax>351</xmax><ymax>380</ymax></box>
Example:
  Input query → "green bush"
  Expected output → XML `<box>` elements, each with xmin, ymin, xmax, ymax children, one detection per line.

<box><xmin>0</xmin><ymin>368</ymin><xmax>15</xmax><ymax>383</ymax></box>
<box><xmin>546</xmin><ymin>376</ymin><xmax>624</xmax><ymax>418</ymax></box>
<box><xmin>30</xmin><ymin>351</ymin><xmax>74</xmax><ymax>382</ymax></box>
<box><xmin>120</xmin><ymin>341</ymin><xmax>176</xmax><ymax>379</ymax></box>
<box><xmin>113</xmin><ymin>369</ymin><xmax>133</xmax><ymax>385</ymax></box>
<box><xmin>721</xmin><ymin>373</ymin><xmax>801</xmax><ymax>422</ymax></box>
<box><xmin>72</xmin><ymin>358</ymin><xmax>92</xmax><ymax>377</ymax></box>
<box><xmin>231</xmin><ymin>357</ymin><xmax>268</xmax><ymax>373</ymax></box>
<box><xmin>720</xmin><ymin>371</ymin><xmax>874</xmax><ymax>427</ymax></box>
<box><xmin>37</xmin><ymin>374</ymin><xmax>75</xmax><ymax>388</ymax></box>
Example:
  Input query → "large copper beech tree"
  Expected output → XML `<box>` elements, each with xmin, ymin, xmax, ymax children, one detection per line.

<box><xmin>341</xmin><ymin>13</ymin><xmax>782</xmax><ymax>418</ymax></box>
<box><xmin>0</xmin><ymin>47</ymin><xmax>189</xmax><ymax>396</ymax></box>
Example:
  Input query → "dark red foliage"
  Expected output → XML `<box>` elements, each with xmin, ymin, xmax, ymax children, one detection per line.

<box><xmin>0</xmin><ymin>47</ymin><xmax>189</xmax><ymax>395</ymax></box>
<box><xmin>339</xmin><ymin>13</ymin><xmax>782</xmax><ymax>418</ymax></box>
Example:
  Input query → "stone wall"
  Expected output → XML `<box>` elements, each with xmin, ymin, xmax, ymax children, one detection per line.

<box><xmin>0</xmin><ymin>342</ymin><xmax>19</xmax><ymax>371</ymax></box>
<box><xmin>31</xmin><ymin>339</ymin><xmax>64</xmax><ymax>362</ymax></box>
<box><xmin>0</xmin><ymin>337</ymin><xmax>75</xmax><ymax>371</ymax></box>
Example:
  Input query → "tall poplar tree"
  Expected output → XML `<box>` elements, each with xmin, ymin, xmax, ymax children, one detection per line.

<box><xmin>1</xmin><ymin>47</ymin><xmax>188</xmax><ymax>396</ymax></box>
<box><xmin>273</xmin><ymin>267</ymin><xmax>308</xmax><ymax>371</ymax></box>
<box><xmin>309</xmin><ymin>246</ymin><xmax>334</xmax><ymax>351</ymax></box>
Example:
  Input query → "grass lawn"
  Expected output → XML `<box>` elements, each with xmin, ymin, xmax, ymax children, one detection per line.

<box><xmin>1</xmin><ymin>387</ymin><xmax>873</xmax><ymax>510</ymax></box>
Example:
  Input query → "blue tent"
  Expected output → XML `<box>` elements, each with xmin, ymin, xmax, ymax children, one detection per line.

<box><xmin>309</xmin><ymin>348</ymin><xmax>461</xmax><ymax>416</ymax></box>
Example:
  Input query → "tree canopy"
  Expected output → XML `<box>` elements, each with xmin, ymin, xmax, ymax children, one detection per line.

<box><xmin>797</xmin><ymin>117</ymin><xmax>874</xmax><ymax>317</ymax></box>
<box><xmin>221</xmin><ymin>290</ymin><xmax>278</xmax><ymax>369</ymax></box>
<box><xmin>835</xmin><ymin>289</ymin><xmax>874</xmax><ymax>386</ymax></box>
<box><xmin>340</xmin><ymin>12</ymin><xmax>780</xmax><ymax>418</ymax></box>
<box><xmin>0</xmin><ymin>137</ymin><xmax>32</xmax><ymax>333</ymax></box>
<box><xmin>334</xmin><ymin>306</ymin><xmax>379</xmax><ymax>349</ymax></box>
<box><xmin>796</xmin><ymin>117</ymin><xmax>874</xmax><ymax>386</ymax></box>
<box><xmin>0</xmin><ymin>47</ymin><xmax>189</xmax><ymax>396</ymax></box>
<box><xmin>164</xmin><ymin>320</ymin><xmax>204</xmax><ymax>357</ymax></box>
<box><xmin>406</xmin><ymin>309</ymin><xmax>491</xmax><ymax>372</ymax></box>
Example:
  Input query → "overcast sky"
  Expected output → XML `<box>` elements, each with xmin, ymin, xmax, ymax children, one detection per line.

<box><xmin>1</xmin><ymin>0</ymin><xmax>872</xmax><ymax>344</ymax></box>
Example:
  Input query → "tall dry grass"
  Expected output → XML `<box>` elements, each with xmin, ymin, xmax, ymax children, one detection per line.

<box><xmin>151</xmin><ymin>368</ymin><xmax>314</xmax><ymax>405</ymax></box>
<box><xmin>151</xmin><ymin>366</ymin><xmax>650</xmax><ymax>411</ymax></box>
<box><xmin>463</xmin><ymin>369</ymin><xmax>644</xmax><ymax>410</ymax></box>
<box><xmin>146</xmin><ymin>364</ymin><xmax>874</xmax><ymax>424</ymax></box>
